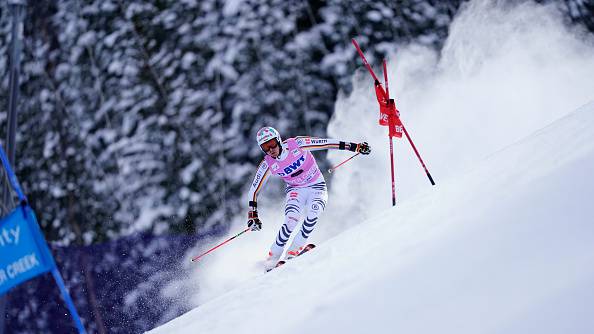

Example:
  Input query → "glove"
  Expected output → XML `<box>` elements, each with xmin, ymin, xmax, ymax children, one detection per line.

<box><xmin>247</xmin><ymin>209</ymin><xmax>262</xmax><ymax>231</ymax></box>
<box><xmin>356</xmin><ymin>142</ymin><xmax>371</xmax><ymax>155</ymax></box>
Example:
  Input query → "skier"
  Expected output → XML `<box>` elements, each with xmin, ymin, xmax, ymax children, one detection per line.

<box><xmin>247</xmin><ymin>126</ymin><xmax>371</xmax><ymax>270</ymax></box>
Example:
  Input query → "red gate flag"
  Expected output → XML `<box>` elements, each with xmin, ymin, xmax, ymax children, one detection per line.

<box><xmin>374</xmin><ymin>81</ymin><xmax>403</xmax><ymax>138</ymax></box>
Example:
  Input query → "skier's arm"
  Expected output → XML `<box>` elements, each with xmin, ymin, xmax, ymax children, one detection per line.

<box><xmin>247</xmin><ymin>159</ymin><xmax>271</xmax><ymax>209</ymax></box>
<box><xmin>246</xmin><ymin>160</ymin><xmax>270</xmax><ymax>231</ymax></box>
<box><xmin>296</xmin><ymin>136</ymin><xmax>370</xmax><ymax>154</ymax></box>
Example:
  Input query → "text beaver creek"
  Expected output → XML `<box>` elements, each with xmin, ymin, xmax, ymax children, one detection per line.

<box><xmin>0</xmin><ymin>226</ymin><xmax>20</xmax><ymax>247</ymax></box>
<box><xmin>0</xmin><ymin>253</ymin><xmax>41</xmax><ymax>285</ymax></box>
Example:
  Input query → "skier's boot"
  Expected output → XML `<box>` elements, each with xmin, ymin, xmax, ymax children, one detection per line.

<box><xmin>285</xmin><ymin>246</ymin><xmax>304</xmax><ymax>260</ymax></box>
<box><xmin>264</xmin><ymin>251</ymin><xmax>281</xmax><ymax>272</ymax></box>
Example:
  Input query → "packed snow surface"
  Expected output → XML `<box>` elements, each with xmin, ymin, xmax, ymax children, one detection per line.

<box><xmin>149</xmin><ymin>1</ymin><xmax>594</xmax><ymax>333</ymax></box>
<box><xmin>150</xmin><ymin>100</ymin><xmax>594</xmax><ymax>334</ymax></box>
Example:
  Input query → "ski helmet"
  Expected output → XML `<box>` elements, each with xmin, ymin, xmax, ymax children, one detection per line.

<box><xmin>256</xmin><ymin>127</ymin><xmax>281</xmax><ymax>151</ymax></box>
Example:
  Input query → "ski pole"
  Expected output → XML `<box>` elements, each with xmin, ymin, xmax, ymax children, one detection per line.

<box><xmin>328</xmin><ymin>153</ymin><xmax>360</xmax><ymax>173</ymax></box>
<box><xmin>191</xmin><ymin>227</ymin><xmax>251</xmax><ymax>262</ymax></box>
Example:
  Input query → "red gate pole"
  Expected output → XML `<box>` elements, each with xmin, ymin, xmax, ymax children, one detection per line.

<box><xmin>401</xmin><ymin>125</ymin><xmax>435</xmax><ymax>185</ymax></box>
<box><xmin>352</xmin><ymin>38</ymin><xmax>435</xmax><ymax>187</ymax></box>
<box><xmin>384</xmin><ymin>59</ymin><xmax>397</xmax><ymax>206</ymax></box>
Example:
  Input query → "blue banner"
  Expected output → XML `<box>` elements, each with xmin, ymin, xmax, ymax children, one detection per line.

<box><xmin>0</xmin><ymin>205</ymin><xmax>55</xmax><ymax>296</ymax></box>
<box><xmin>0</xmin><ymin>144</ymin><xmax>86</xmax><ymax>333</ymax></box>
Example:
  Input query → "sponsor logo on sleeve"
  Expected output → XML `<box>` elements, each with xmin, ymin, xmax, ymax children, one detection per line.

<box><xmin>310</xmin><ymin>139</ymin><xmax>327</xmax><ymax>145</ymax></box>
<box><xmin>252</xmin><ymin>173</ymin><xmax>262</xmax><ymax>187</ymax></box>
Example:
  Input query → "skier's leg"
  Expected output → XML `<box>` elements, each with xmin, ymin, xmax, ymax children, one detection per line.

<box><xmin>268</xmin><ymin>187</ymin><xmax>307</xmax><ymax>262</ymax></box>
<box><xmin>287</xmin><ymin>182</ymin><xmax>327</xmax><ymax>257</ymax></box>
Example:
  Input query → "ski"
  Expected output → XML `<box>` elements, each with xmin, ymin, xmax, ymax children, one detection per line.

<box><xmin>298</xmin><ymin>243</ymin><xmax>316</xmax><ymax>255</ymax></box>
<box><xmin>266</xmin><ymin>260</ymin><xmax>285</xmax><ymax>272</ymax></box>
<box><xmin>265</xmin><ymin>244</ymin><xmax>316</xmax><ymax>272</ymax></box>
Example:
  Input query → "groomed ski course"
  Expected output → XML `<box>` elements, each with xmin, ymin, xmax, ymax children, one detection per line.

<box><xmin>148</xmin><ymin>101</ymin><xmax>594</xmax><ymax>334</ymax></box>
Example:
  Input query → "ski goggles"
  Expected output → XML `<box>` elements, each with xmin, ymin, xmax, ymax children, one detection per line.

<box><xmin>260</xmin><ymin>139</ymin><xmax>278</xmax><ymax>153</ymax></box>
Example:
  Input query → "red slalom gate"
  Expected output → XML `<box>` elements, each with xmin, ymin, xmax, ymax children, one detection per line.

<box><xmin>351</xmin><ymin>38</ymin><xmax>435</xmax><ymax>205</ymax></box>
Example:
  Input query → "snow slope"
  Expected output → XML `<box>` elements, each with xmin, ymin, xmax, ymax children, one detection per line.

<box><xmin>149</xmin><ymin>101</ymin><xmax>594</xmax><ymax>334</ymax></box>
<box><xmin>149</xmin><ymin>1</ymin><xmax>594</xmax><ymax>333</ymax></box>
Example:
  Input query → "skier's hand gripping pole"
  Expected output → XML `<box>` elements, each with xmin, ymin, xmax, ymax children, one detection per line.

<box><xmin>191</xmin><ymin>227</ymin><xmax>251</xmax><ymax>262</ymax></box>
<box><xmin>356</xmin><ymin>142</ymin><xmax>371</xmax><ymax>155</ymax></box>
<box><xmin>247</xmin><ymin>209</ymin><xmax>262</xmax><ymax>231</ymax></box>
